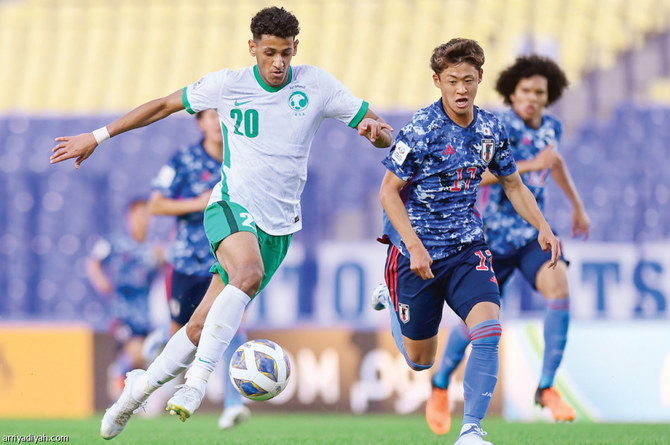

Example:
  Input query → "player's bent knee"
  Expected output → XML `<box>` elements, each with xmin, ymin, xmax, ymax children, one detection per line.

<box><xmin>406</xmin><ymin>358</ymin><xmax>433</xmax><ymax>371</ymax></box>
<box><xmin>186</xmin><ymin>322</ymin><xmax>203</xmax><ymax>346</ymax></box>
<box><xmin>228</xmin><ymin>263</ymin><xmax>264</xmax><ymax>296</ymax></box>
<box><xmin>405</xmin><ymin>349</ymin><xmax>435</xmax><ymax>369</ymax></box>
<box><xmin>538</xmin><ymin>281</ymin><xmax>569</xmax><ymax>301</ymax></box>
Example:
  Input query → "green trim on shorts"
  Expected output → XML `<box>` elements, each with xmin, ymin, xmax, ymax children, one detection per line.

<box><xmin>217</xmin><ymin>201</ymin><xmax>239</xmax><ymax>233</ymax></box>
<box><xmin>204</xmin><ymin>200</ymin><xmax>291</xmax><ymax>297</ymax></box>
<box><xmin>204</xmin><ymin>201</ymin><xmax>256</xmax><ymax>258</ymax></box>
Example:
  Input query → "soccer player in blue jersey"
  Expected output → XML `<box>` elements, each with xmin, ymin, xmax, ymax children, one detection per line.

<box><xmin>371</xmin><ymin>39</ymin><xmax>561</xmax><ymax>445</ymax></box>
<box><xmin>86</xmin><ymin>198</ymin><xmax>165</xmax><ymax>400</ymax></box>
<box><xmin>51</xmin><ymin>6</ymin><xmax>392</xmax><ymax>439</ymax></box>
<box><xmin>149</xmin><ymin>109</ymin><xmax>250</xmax><ymax>429</ymax></box>
<box><xmin>424</xmin><ymin>55</ymin><xmax>590</xmax><ymax>434</ymax></box>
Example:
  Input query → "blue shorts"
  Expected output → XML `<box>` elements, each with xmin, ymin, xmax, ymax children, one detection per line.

<box><xmin>112</xmin><ymin>320</ymin><xmax>149</xmax><ymax>345</ymax></box>
<box><xmin>167</xmin><ymin>269</ymin><xmax>211</xmax><ymax>325</ymax></box>
<box><xmin>492</xmin><ymin>239</ymin><xmax>568</xmax><ymax>290</ymax></box>
<box><xmin>384</xmin><ymin>241</ymin><xmax>501</xmax><ymax>340</ymax></box>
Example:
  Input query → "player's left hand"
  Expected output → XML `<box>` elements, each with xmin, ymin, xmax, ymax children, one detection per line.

<box><xmin>357</xmin><ymin>118</ymin><xmax>393</xmax><ymax>145</ymax></box>
<box><xmin>537</xmin><ymin>225</ymin><xmax>561</xmax><ymax>269</ymax></box>
<box><xmin>571</xmin><ymin>205</ymin><xmax>590</xmax><ymax>240</ymax></box>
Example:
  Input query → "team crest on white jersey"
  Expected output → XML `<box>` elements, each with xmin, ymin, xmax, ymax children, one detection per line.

<box><xmin>399</xmin><ymin>303</ymin><xmax>410</xmax><ymax>323</ymax></box>
<box><xmin>288</xmin><ymin>91</ymin><xmax>309</xmax><ymax>112</ymax></box>
<box><xmin>480</xmin><ymin>138</ymin><xmax>495</xmax><ymax>163</ymax></box>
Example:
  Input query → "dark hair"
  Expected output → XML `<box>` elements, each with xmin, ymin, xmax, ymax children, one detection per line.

<box><xmin>430</xmin><ymin>38</ymin><xmax>485</xmax><ymax>75</ymax></box>
<box><xmin>250</xmin><ymin>6</ymin><xmax>300</xmax><ymax>40</ymax></box>
<box><xmin>495</xmin><ymin>54</ymin><xmax>569</xmax><ymax>106</ymax></box>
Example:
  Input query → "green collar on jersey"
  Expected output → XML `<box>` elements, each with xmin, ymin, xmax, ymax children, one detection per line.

<box><xmin>254</xmin><ymin>65</ymin><xmax>293</xmax><ymax>92</ymax></box>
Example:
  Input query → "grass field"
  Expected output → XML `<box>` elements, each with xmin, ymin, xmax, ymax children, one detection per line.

<box><xmin>1</xmin><ymin>413</ymin><xmax>669</xmax><ymax>445</ymax></box>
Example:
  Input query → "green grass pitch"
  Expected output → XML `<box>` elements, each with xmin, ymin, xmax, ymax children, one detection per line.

<box><xmin>0</xmin><ymin>413</ymin><xmax>668</xmax><ymax>444</ymax></box>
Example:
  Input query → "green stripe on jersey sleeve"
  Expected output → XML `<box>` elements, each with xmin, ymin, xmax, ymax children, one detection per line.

<box><xmin>182</xmin><ymin>87</ymin><xmax>195</xmax><ymax>114</ymax></box>
<box><xmin>348</xmin><ymin>101</ymin><xmax>369</xmax><ymax>128</ymax></box>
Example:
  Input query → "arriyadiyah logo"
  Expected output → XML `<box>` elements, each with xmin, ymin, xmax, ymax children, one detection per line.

<box><xmin>288</xmin><ymin>91</ymin><xmax>309</xmax><ymax>111</ymax></box>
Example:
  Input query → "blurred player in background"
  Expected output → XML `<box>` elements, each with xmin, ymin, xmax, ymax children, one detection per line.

<box><xmin>51</xmin><ymin>6</ymin><xmax>392</xmax><ymax>440</ymax></box>
<box><xmin>425</xmin><ymin>55</ymin><xmax>590</xmax><ymax>435</ymax></box>
<box><xmin>149</xmin><ymin>108</ymin><xmax>250</xmax><ymax>430</ymax></box>
<box><xmin>371</xmin><ymin>39</ymin><xmax>560</xmax><ymax>445</ymax></box>
<box><xmin>85</xmin><ymin>198</ymin><xmax>165</xmax><ymax>400</ymax></box>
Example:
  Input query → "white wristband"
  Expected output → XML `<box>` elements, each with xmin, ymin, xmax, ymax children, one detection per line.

<box><xmin>92</xmin><ymin>126</ymin><xmax>110</xmax><ymax>144</ymax></box>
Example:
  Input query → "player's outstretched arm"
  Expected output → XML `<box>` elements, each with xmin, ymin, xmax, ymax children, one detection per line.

<box><xmin>498</xmin><ymin>171</ymin><xmax>561</xmax><ymax>268</ymax></box>
<box><xmin>379</xmin><ymin>170</ymin><xmax>434</xmax><ymax>279</ymax></box>
<box><xmin>549</xmin><ymin>152</ymin><xmax>590</xmax><ymax>239</ymax></box>
<box><xmin>148</xmin><ymin>189</ymin><xmax>212</xmax><ymax>216</ymax></box>
<box><xmin>85</xmin><ymin>257</ymin><xmax>112</xmax><ymax>295</ymax></box>
<box><xmin>479</xmin><ymin>145</ymin><xmax>559</xmax><ymax>187</ymax></box>
<box><xmin>357</xmin><ymin>109</ymin><xmax>393</xmax><ymax>148</ymax></box>
<box><xmin>50</xmin><ymin>90</ymin><xmax>185</xmax><ymax>169</ymax></box>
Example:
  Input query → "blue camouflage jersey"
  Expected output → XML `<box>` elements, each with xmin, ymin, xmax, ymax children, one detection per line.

<box><xmin>152</xmin><ymin>140</ymin><xmax>221</xmax><ymax>276</ymax></box>
<box><xmin>91</xmin><ymin>233</ymin><xmax>162</xmax><ymax>332</ymax></box>
<box><xmin>381</xmin><ymin>100</ymin><xmax>517</xmax><ymax>260</ymax></box>
<box><xmin>483</xmin><ymin>109</ymin><xmax>562</xmax><ymax>255</ymax></box>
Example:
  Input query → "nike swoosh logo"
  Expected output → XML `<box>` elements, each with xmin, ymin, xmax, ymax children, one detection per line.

<box><xmin>198</xmin><ymin>357</ymin><xmax>214</xmax><ymax>364</ymax></box>
<box><xmin>234</xmin><ymin>99</ymin><xmax>252</xmax><ymax>106</ymax></box>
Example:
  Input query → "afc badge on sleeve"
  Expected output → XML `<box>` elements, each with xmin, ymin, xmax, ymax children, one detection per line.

<box><xmin>391</xmin><ymin>141</ymin><xmax>412</xmax><ymax>166</ymax></box>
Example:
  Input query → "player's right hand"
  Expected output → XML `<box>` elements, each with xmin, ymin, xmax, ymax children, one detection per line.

<box><xmin>532</xmin><ymin>144</ymin><xmax>559</xmax><ymax>171</ymax></box>
<box><xmin>50</xmin><ymin>133</ymin><xmax>99</xmax><ymax>169</ymax></box>
<box><xmin>537</xmin><ymin>225</ymin><xmax>561</xmax><ymax>269</ymax></box>
<box><xmin>408</xmin><ymin>244</ymin><xmax>434</xmax><ymax>280</ymax></box>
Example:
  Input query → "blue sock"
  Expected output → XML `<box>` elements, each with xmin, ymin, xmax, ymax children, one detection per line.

<box><xmin>462</xmin><ymin>320</ymin><xmax>501</xmax><ymax>427</ymax></box>
<box><xmin>223</xmin><ymin>330</ymin><xmax>248</xmax><ymax>407</ymax></box>
<box><xmin>382</xmin><ymin>291</ymin><xmax>432</xmax><ymax>371</ymax></box>
<box><xmin>539</xmin><ymin>298</ymin><xmax>570</xmax><ymax>389</ymax></box>
<box><xmin>432</xmin><ymin>322</ymin><xmax>470</xmax><ymax>389</ymax></box>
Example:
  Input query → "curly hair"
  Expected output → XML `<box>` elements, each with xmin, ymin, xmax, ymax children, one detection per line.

<box><xmin>430</xmin><ymin>38</ymin><xmax>485</xmax><ymax>75</ymax></box>
<box><xmin>250</xmin><ymin>6</ymin><xmax>300</xmax><ymax>40</ymax></box>
<box><xmin>495</xmin><ymin>54</ymin><xmax>569</xmax><ymax>106</ymax></box>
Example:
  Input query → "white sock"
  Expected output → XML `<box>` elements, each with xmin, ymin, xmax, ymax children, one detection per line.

<box><xmin>185</xmin><ymin>285</ymin><xmax>250</xmax><ymax>394</ymax></box>
<box><xmin>132</xmin><ymin>326</ymin><xmax>196</xmax><ymax>401</ymax></box>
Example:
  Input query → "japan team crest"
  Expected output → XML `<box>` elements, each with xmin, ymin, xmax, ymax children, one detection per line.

<box><xmin>398</xmin><ymin>303</ymin><xmax>410</xmax><ymax>323</ymax></box>
<box><xmin>480</xmin><ymin>138</ymin><xmax>495</xmax><ymax>163</ymax></box>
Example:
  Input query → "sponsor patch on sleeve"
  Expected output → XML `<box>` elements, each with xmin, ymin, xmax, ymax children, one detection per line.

<box><xmin>391</xmin><ymin>141</ymin><xmax>412</xmax><ymax>166</ymax></box>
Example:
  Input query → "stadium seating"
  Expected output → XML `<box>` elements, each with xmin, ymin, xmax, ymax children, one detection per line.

<box><xmin>1</xmin><ymin>103</ymin><xmax>669</xmax><ymax>325</ymax></box>
<box><xmin>1</xmin><ymin>0</ymin><xmax>669</xmax><ymax>327</ymax></box>
<box><xmin>1</xmin><ymin>0</ymin><xmax>669</xmax><ymax>112</ymax></box>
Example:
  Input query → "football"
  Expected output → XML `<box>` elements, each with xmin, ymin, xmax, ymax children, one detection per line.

<box><xmin>229</xmin><ymin>339</ymin><xmax>291</xmax><ymax>401</ymax></box>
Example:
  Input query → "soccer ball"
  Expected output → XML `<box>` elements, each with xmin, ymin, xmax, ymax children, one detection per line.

<box><xmin>229</xmin><ymin>339</ymin><xmax>291</xmax><ymax>401</ymax></box>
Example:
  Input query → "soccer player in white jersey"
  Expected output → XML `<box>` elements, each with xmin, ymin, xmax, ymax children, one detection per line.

<box><xmin>51</xmin><ymin>6</ymin><xmax>392</xmax><ymax>440</ymax></box>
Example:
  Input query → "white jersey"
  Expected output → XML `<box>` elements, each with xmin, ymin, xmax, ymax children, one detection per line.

<box><xmin>183</xmin><ymin>64</ymin><xmax>368</xmax><ymax>235</ymax></box>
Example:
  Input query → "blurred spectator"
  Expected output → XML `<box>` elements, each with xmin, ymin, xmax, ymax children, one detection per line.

<box><xmin>86</xmin><ymin>198</ymin><xmax>166</xmax><ymax>399</ymax></box>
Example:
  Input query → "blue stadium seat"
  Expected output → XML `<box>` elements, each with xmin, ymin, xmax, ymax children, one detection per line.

<box><xmin>1</xmin><ymin>103</ymin><xmax>670</xmax><ymax>326</ymax></box>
